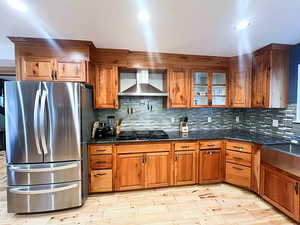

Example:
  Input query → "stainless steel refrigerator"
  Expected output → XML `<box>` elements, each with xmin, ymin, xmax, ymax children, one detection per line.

<box><xmin>5</xmin><ymin>81</ymin><xmax>94</xmax><ymax>213</ymax></box>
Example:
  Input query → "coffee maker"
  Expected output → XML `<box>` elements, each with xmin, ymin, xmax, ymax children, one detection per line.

<box><xmin>92</xmin><ymin>116</ymin><xmax>116</xmax><ymax>139</ymax></box>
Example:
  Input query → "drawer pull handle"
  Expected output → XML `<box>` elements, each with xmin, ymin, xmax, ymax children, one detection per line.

<box><xmin>181</xmin><ymin>146</ymin><xmax>190</xmax><ymax>148</ymax></box>
<box><xmin>207</xmin><ymin>144</ymin><xmax>215</xmax><ymax>147</ymax></box>
<box><xmin>95</xmin><ymin>149</ymin><xmax>106</xmax><ymax>152</ymax></box>
<box><xmin>233</xmin><ymin>146</ymin><xmax>243</xmax><ymax>149</ymax></box>
<box><xmin>295</xmin><ymin>183</ymin><xmax>299</xmax><ymax>195</ymax></box>
<box><xmin>94</xmin><ymin>173</ymin><xmax>106</xmax><ymax>177</ymax></box>
<box><xmin>232</xmin><ymin>167</ymin><xmax>243</xmax><ymax>171</ymax></box>
<box><xmin>233</xmin><ymin>157</ymin><xmax>243</xmax><ymax>160</ymax></box>
<box><xmin>95</xmin><ymin>161</ymin><xmax>107</xmax><ymax>164</ymax></box>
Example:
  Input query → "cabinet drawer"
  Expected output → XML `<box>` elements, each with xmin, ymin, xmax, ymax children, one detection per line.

<box><xmin>90</xmin><ymin>169</ymin><xmax>112</xmax><ymax>193</ymax></box>
<box><xmin>90</xmin><ymin>155</ymin><xmax>112</xmax><ymax>169</ymax></box>
<box><xmin>175</xmin><ymin>142</ymin><xmax>198</xmax><ymax>151</ymax></box>
<box><xmin>226</xmin><ymin>141</ymin><xmax>252</xmax><ymax>153</ymax></box>
<box><xmin>226</xmin><ymin>150</ymin><xmax>251</xmax><ymax>167</ymax></box>
<box><xmin>200</xmin><ymin>141</ymin><xmax>222</xmax><ymax>150</ymax></box>
<box><xmin>89</xmin><ymin>145</ymin><xmax>112</xmax><ymax>155</ymax></box>
<box><xmin>225</xmin><ymin>163</ymin><xmax>251</xmax><ymax>189</ymax></box>
<box><xmin>116</xmin><ymin>143</ymin><xmax>171</xmax><ymax>154</ymax></box>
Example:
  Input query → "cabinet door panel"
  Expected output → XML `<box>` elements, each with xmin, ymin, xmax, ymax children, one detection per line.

<box><xmin>260</xmin><ymin>165</ymin><xmax>299</xmax><ymax>221</ymax></box>
<box><xmin>95</xmin><ymin>65</ymin><xmax>118</xmax><ymax>109</ymax></box>
<box><xmin>56</xmin><ymin>60</ymin><xmax>86</xmax><ymax>82</ymax></box>
<box><xmin>21</xmin><ymin>56</ymin><xmax>54</xmax><ymax>81</ymax></box>
<box><xmin>174</xmin><ymin>151</ymin><xmax>197</xmax><ymax>185</ymax></box>
<box><xmin>252</xmin><ymin>52</ymin><xmax>269</xmax><ymax>107</ymax></box>
<box><xmin>145</xmin><ymin>152</ymin><xmax>170</xmax><ymax>188</ymax></box>
<box><xmin>229</xmin><ymin>55</ymin><xmax>252</xmax><ymax>108</ymax></box>
<box><xmin>199</xmin><ymin>150</ymin><xmax>222</xmax><ymax>183</ymax></box>
<box><xmin>168</xmin><ymin>68</ymin><xmax>190</xmax><ymax>108</ymax></box>
<box><xmin>116</xmin><ymin>154</ymin><xmax>144</xmax><ymax>191</ymax></box>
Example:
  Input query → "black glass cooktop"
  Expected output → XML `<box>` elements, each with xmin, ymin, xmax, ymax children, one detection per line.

<box><xmin>117</xmin><ymin>130</ymin><xmax>169</xmax><ymax>140</ymax></box>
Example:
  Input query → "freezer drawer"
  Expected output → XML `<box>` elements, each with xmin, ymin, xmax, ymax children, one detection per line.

<box><xmin>7</xmin><ymin>181</ymin><xmax>82</xmax><ymax>213</ymax></box>
<box><xmin>7</xmin><ymin>161</ymin><xmax>81</xmax><ymax>186</ymax></box>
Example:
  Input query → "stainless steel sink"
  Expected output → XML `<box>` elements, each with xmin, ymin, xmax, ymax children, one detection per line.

<box><xmin>262</xmin><ymin>143</ymin><xmax>300</xmax><ymax>177</ymax></box>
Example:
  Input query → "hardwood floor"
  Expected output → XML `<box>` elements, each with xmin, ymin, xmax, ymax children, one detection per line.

<box><xmin>0</xmin><ymin>151</ymin><xmax>296</xmax><ymax>225</ymax></box>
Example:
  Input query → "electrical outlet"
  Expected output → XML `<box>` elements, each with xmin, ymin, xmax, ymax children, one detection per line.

<box><xmin>208</xmin><ymin>117</ymin><xmax>212</xmax><ymax>123</ymax></box>
<box><xmin>272</xmin><ymin>120</ymin><xmax>279</xmax><ymax>127</ymax></box>
<box><xmin>171</xmin><ymin>118</ymin><xmax>175</xmax><ymax>123</ymax></box>
<box><xmin>236</xmin><ymin>116</ymin><xmax>240</xmax><ymax>123</ymax></box>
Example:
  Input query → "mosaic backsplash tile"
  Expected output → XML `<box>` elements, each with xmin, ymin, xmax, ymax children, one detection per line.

<box><xmin>95</xmin><ymin>97</ymin><xmax>234</xmax><ymax>131</ymax></box>
<box><xmin>94</xmin><ymin>97</ymin><xmax>300</xmax><ymax>139</ymax></box>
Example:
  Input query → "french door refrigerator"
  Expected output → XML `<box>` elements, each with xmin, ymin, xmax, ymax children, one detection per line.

<box><xmin>5</xmin><ymin>81</ymin><xmax>94</xmax><ymax>213</ymax></box>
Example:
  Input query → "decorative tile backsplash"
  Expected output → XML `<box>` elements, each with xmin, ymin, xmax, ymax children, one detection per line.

<box><xmin>234</xmin><ymin>104</ymin><xmax>300</xmax><ymax>139</ymax></box>
<box><xmin>95</xmin><ymin>97</ymin><xmax>234</xmax><ymax>131</ymax></box>
<box><xmin>94</xmin><ymin>97</ymin><xmax>300</xmax><ymax>139</ymax></box>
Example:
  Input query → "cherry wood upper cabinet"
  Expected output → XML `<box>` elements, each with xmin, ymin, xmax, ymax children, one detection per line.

<box><xmin>174</xmin><ymin>151</ymin><xmax>197</xmax><ymax>185</ymax></box>
<box><xmin>191</xmin><ymin>70</ymin><xmax>228</xmax><ymax>107</ymax></box>
<box><xmin>199</xmin><ymin>150</ymin><xmax>223</xmax><ymax>184</ymax></box>
<box><xmin>56</xmin><ymin>60</ymin><xmax>86</xmax><ymax>82</ymax></box>
<box><xmin>251</xmin><ymin>44</ymin><xmax>290</xmax><ymax>108</ymax></box>
<box><xmin>145</xmin><ymin>152</ymin><xmax>171</xmax><ymax>188</ymax></box>
<box><xmin>21</xmin><ymin>56</ymin><xmax>55</xmax><ymax>81</ymax></box>
<box><xmin>94</xmin><ymin>65</ymin><xmax>119</xmax><ymax>109</ymax></box>
<box><xmin>260</xmin><ymin>164</ymin><xmax>299</xmax><ymax>221</ymax></box>
<box><xmin>229</xmin><ymin>54</ymin><xmax>252</xmax><ymax>108</ymax></box>
<box><xmin>9</xmin><ymin>37</ymin><xmax>95</xmax><ymax>83</ymax></box>
<box><xmin>168</xmin><ymin>68</ymin><xmax>190</xmax><ymax>108</ymax></box>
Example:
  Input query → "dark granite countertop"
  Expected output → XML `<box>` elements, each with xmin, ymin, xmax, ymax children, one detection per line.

<box><xmin>88</xmin><ymin>129</ymin><xmax>289</xmax><ymax>145</ymax></box>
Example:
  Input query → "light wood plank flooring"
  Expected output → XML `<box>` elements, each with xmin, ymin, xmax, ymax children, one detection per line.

<box><xmin>0</xmin><ymin>151</ymin><xmax>296</xmax><ymax>225</ymax></box>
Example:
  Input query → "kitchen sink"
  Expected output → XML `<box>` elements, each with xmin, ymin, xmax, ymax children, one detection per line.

<box><xmin>262</xmin><ymin>143</ymin><xmax>300</xmax><ymax>177</ymax></box>
<box><xmin>264</xmin><ymin>143</ymin><xmax>300</xmax><ymax>156</ymax></box>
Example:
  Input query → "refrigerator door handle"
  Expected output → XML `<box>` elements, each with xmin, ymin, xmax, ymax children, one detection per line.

<box><xmin>33</xmin><ymin>89</ymin><xmax>42</xmax><ymax>155</ymax></box>
<box><xmin>8</xmin><ymin>183</ymin><xmax>78</xmax><ymax>195</ymax></box>
<box><xmin>40</xmin><ymin>90</ymin><xmax>48</xmax><ymax>155</ymax></box>
<box><xmin>10</xmin><ymin>163</ymin><xmax>78</xmax><ymax>173</ymax></box>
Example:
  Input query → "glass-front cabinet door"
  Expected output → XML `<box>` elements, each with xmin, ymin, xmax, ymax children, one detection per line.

<box><xmin>212</xmin><ymin>72</ymin><xmax>227</xmax><ymax>106</ymax></box>
<box><xmin>192</xmin><ymin>72</ymin><xmax>209</xmax><ymax>106</ymax></box>
<box><xmin>191</xmin><ymin>70</ymin><xmax>227</xmax><ymax>107</ymax></box>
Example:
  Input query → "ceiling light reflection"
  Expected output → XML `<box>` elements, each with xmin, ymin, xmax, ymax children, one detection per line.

<box><xmin>7</xmin><ymin>0</ymin><xmax>28</xmax><ymax>12</ymax></box>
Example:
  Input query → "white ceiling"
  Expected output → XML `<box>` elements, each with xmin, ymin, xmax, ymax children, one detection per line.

<box><xmin>0</xmin><ymin>0</ymin><xmax>300</xmax><ymax>64</ymax></box>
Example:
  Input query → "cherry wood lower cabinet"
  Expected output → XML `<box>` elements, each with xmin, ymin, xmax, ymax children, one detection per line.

<box><xmin>90</xmin><ymin>169</ymin><xmax>113</xmax><ymax>193</ymax></box>
<box><xmin>199</xmin><ymin>150</ymin><xmax>223</xmax><ymax>184</ymax></box>
<box><xmin>115</xmin><ymin>152</ymin><xmax>171</xmax><ymax>191</ymax></box>
<box><xmin>145</xmin><ymin>152</ymin><xmax>171</xmax><ymax>188</ymax></box>
<box><xmin>260</xmin><ymin>163</ymin><xmax>300</xmax><ymax>222</ymax></box>
<box><xmin>89</xmin><ymin>144</ymin><xmax>113</xmax><ymax>193</ymax></box>
<box><xmin>116</xmin><ymin>153</ymin><xmax>145</xmax><ymax>191</ymax></box>
<box><xmin>225</xmin><ymin>140</ymin><xmax>252</xmax><ymax>189</ymax></box>
<box><xmin>174</xmin><ymin>150</ymin><xmax>197</xmax><ymax>185</ymax></box>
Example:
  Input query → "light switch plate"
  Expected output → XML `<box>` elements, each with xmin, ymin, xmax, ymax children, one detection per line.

<box><xmin>208</xmin><ymin>117</ymin><xmax>212</xmax><ymax>123</ymax></box>
<box><xmin>171</xmin><ymin>118</ymin><xmax>175</xmax><ymax>123</ymax></box>
<box><xmin>272</xmin><ymin>120</ymin><xmax>279</xmax><ymax>127</ymax></box>
<box><xmin>236</xmin><ymin>116</ymin><xmax>240</xmax><ymax>123</ymax></box>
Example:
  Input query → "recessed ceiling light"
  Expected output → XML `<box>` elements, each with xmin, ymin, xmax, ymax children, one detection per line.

<box><xmin>138</xmin><ymin>10</ymin><xmax>150</xmax><ymax>23</ymax></box>
<box><xmin>234</xmin><ymin>19</ymin><xmax>250</xmax><ymax>31</ymax></box>
<box><xmin>7</xmin><ymin>0</ymin><xmax>28</xmax><ymax>12</ymax></box>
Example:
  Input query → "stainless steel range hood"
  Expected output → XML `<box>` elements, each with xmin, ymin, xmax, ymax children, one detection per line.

<box><xmin>118</xmin><ymin>69</ymin><xmax>168</xmax><ymax>96</ymax></box>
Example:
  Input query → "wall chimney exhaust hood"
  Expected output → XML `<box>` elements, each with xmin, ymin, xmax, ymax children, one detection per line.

<box><xmin>118</xmin><ymin>69</ymin><xmax>168</xmax><ymax>97</ymax></box>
